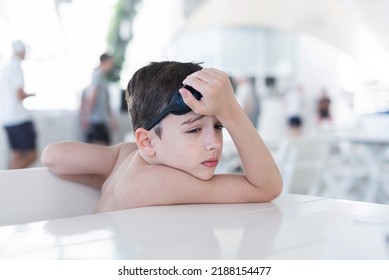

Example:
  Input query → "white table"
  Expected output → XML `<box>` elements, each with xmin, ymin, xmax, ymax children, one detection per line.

<box><xmin>0</xmin><ymin>194</ymin><xmax>389</xmax><ymax>259</ymax></box>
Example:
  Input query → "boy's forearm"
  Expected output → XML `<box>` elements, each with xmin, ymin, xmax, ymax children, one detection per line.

<box><xmin>42</xmin><ymin>142</ymin><xmax>86</xmax><ymax>176</ymax></box>
<box><xmin>41</xmin><ymin>142</ymin><xmax>117</xmax><ymax>177</ymax></box>
<box><xmin>220</xmin><ymin>103</ymin><xmax>282</xmax><ymax>194</ymax></box>
<box><xmin>58</xmin><ymin>174</ymin><xmax>105</xmax><ymax>189</ymax></box>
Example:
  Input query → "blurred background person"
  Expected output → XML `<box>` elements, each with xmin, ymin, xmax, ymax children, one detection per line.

<box><xmin>316</xmin><ymin>87</ymin><xmax>332</xmax><ymax>125</ymax></box>
<box><xmin>0</xmin><ymin>40</ymin><xmax>37</xmax><ymax>169</ymax></box>
<box><xmin>228</xmin><ymin>75</ymin><xmax>260</xmax><ymax>173</ymax></box>
<box><xmin>284</xmin><ymin>84</ymin><xmax>305</xmax><ymax>136</ymax></box>
<box><xmin>234</xmin><ymin>76</ymin><xmax>260</xmax><ymax>128</ymax></box>
<box><xmin>81</xmin><ymin>53</ymin><xmax>116</xmax><ymax>146</ymax></box>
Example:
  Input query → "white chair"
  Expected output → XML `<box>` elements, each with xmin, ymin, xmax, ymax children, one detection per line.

<box><xmin>276</xmin><ymin>137</ymin><xmax>330</xmax><ymax>195</ymax></box>
<box><xmin>0</xmin><ymin>167</ymin><xmax>100</xmax><ymax>227</ymax></box>
<box><xmin>319</xmin><ymin>139</ymin><xmax>369</xmax><ymax>200</ymax></box>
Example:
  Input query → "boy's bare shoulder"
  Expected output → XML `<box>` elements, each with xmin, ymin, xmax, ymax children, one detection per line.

<box><xmin>110</xmin><ymin>155</ymin><xmax>186</xmax><ymax>209</ymax></box>
<box><xmin>117</xmin><ymin>142</ymin><xmax>138</xmax><ymax>155</ymax></box>
<box><xmin>96</xmin><ymin>143</ymin><xmax>138</xmax><ymax>212</ymax></box>
<box><xmin>112</xmin><ymin>142</ymin><xmax>137</xmax><ymax>164</ymax></box>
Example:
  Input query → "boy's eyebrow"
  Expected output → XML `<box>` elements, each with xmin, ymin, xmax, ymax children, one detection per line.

<box><xmin>181</xmin><ymin>115</ymin><xmax>204</xmax><ymax>125</ymax></box>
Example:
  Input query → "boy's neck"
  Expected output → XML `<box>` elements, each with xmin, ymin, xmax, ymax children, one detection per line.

<box><xmin>136</xmin><ymin>151</ymin><xmax>157</xmax><ymax>166</ymax></box>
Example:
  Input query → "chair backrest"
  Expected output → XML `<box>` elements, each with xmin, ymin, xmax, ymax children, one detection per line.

<box><xmin>0</xmin><ymin>167</ymin><xmax>100</xmax><ymax>226</ymax></box>
<box><xmin>276</xmin><ymin>137</ymin><xmax>330</xmax><ymax>195</ymax></box>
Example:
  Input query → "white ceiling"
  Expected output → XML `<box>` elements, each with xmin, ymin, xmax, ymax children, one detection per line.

<box><xmin>1</xmin><ymin>0</ymin><xmax>389</xmax><ymax>56</ymax></box>
<box><xmin>355</xmin><ymin>0</ymin><xmax>389</xmax><ymax>51</ymax></box>
<box><xmin>184</xmin><ymin>0</ymin><xmax>389</xmax><ymax>56</ymax></box>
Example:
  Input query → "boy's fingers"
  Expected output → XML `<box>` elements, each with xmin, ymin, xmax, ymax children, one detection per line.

<box><xmin>185</xmin><ymin>69</ymin><xmax>230</xmax><ymax>94</ymax></box>
<box><xmin>204</xmin><ymin>67</ymin><xmax>223</xmax><ymax>76</ymax></box>
<box><xmin>182</xmin><ymin>76</ymin><xmax>208</xmax><ymax>95</ymax></box>
<box><xmin>184</xmin><ymin>69</ymin><xmax>219</xmax><ymax>86</ymax></box>
<box><xmin>207</xmin><ymin>68</ymin><xmax>229</xmax><ymax>80</ymax></box>
<box><xmin>179</xmin><ymin>88</ymin><xmax>206</xmax><ymax>114</ymax></box>
<box><xmin>195</xmin><ymin>68</ymin><xmax>228</xmax><ymax>82</ymax></box>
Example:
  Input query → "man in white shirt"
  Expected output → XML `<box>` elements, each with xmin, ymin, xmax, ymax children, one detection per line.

<box><xmin>0</xmin><ymin>40</ymin><xmax>37</xmax><ymax>169</ymax></box>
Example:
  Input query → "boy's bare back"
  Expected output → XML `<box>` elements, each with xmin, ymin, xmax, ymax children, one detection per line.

<box><xmin>95</xmin><ymin>143</ymin><xmax>138</xmax><ymax>212</ymax></box>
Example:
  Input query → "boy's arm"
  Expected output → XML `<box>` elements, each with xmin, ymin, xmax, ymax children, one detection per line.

<box><xmin>118</xmin><ymin>165</ymin><xmax>279</xmax><ymax>209</ymax></box>
<box><xmin>41</xmin><ymin>142</ymin><xmax>129</xmax><ymax>189</ymax></box>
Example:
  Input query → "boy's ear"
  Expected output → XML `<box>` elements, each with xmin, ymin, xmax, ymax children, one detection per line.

<box><xmin>135</xmin><ymin>128</ymin><xmax>156</xmax><ymax>157</ymax></box>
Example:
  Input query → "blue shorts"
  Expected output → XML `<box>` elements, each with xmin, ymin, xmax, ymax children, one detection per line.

<box><xmin>86</xmin><ymin>123</ymin><xmax>110</xmax><ymax>144</ymax></box>
<box><xmin>288</xmin><ymin>116</ymin><xmax>302</xmax><ymax>128</ymax></box>
<box><xmin>4</xmin><ymin>121</ymin><xmax>37</xmax><ymax>151</ymax></box>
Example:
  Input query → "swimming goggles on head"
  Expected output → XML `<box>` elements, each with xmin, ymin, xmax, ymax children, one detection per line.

<box><xmin>143</xmin><ymin>85</ymin><xmax>203</xmax><ymax>130</ymax></box>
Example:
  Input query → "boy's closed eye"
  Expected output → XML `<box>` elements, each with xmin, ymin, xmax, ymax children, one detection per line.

<box><xmin>214</xmin><ymin>124</ymin><xmax>224</xmax><ymax>130</ymax></box>
<box><xmin>187</xmin><ymin>128</ymin><xmax>201</xmax><ymax>134</ymax></box>
<box><xmin>186</xmin><ymin>124</ymin><xmax>224</xmax><ymax>134</ymax></box>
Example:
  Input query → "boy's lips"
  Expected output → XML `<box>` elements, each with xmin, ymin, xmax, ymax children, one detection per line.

<box><xmin>202</xmin><ymin>158</ymin><xmax>219</xmax><ymax>167</ymax></box>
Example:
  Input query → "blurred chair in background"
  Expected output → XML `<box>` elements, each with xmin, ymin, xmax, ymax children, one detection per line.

<box><xmin>318</xmin><ymin>137</ymin><xmax>369</xmax><ymax>201</ymax></box>
<box><xmin>276</xmin><ymin>137</ymin><xmax>330</xmax><ymax>195</ymax></box>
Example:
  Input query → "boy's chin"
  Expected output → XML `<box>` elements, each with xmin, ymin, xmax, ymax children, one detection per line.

<box><xmin>190</xmin><ymin>171</ymin><xmax>215</xmax><ymax>181</ymax></box>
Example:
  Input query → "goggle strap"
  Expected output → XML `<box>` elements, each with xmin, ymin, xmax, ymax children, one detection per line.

<box><xmin>143</xmin><ymin>105</ymin><xmax>172</xmax><ymax>131</ymax></box>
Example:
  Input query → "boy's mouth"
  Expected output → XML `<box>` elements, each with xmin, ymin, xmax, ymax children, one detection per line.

<box><xmin>202</xmin><ymin>158</ymin><xmax>219</xmax><ymax>167</ymax></box>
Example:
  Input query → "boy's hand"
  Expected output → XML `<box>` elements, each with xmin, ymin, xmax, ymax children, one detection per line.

<box><xmin>179</xmin><ymin>68</ymin><xmax>239</xmax><ymax>120</ymax></box>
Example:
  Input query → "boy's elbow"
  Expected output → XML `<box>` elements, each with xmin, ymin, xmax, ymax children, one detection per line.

<box><xmin>268</xmin><ymin>177</ymin><xmax>283</xmax><ymax>201</ymax></box>
<box><xmin>40</xmin><ymin>145</ymin><xmax>51</xmax><ymax>167</ymax></box>
<box><xmin>41</xmin><ymin>144</ymin><xmax>60</xmax><ymax>173</ymax></box>
<box><xmin>266</xmin><ymin>170</ymin><xmax>283</xmax><ymax>201</ymax></box>
<box><xmin>253</xmin><ymin>176</ymin><xmax>283</xmax><ymax>203</ymax></box>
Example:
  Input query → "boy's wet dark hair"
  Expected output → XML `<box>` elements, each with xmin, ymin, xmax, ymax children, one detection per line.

<box><xmin>126</xmin><ymin>61</ymin><xmax>202</xmax><ymax>137</ymax></box>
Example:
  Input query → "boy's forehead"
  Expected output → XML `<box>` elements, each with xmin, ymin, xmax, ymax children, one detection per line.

<box><xmin>163</xmin><ymin>111</ymin><xmax>198</xmax><ymax>123</ymax></box>
<box><xmin>165</xmin><ymin>112</ymin><xmax>218</xmax><ymax>125</ymax></box>
<box><xmin>182</xmin><ymin>111</ymin><xmax>202</xmax><ymax>119</ymax></box>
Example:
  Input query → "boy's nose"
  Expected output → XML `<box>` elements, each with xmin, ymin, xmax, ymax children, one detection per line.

<box><xmin>204</xmin><ymin>131</ymin><xmax>222</xmax><ymax>151</ymax></box>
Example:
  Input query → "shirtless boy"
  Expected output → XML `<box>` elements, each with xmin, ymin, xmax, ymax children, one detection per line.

<box><xmin>41</xmin><ymin>61</ymin><xmax>282</xmax><ymax>213</ymax></box>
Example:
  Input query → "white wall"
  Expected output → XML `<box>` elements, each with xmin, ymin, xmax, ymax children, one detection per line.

<box><xmin>170</xmin><ymin>27</ymin><xmax>296</xmax><ymax>77</ymax></box>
